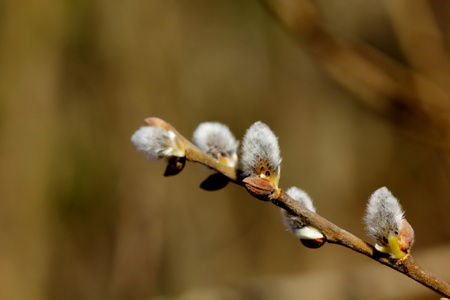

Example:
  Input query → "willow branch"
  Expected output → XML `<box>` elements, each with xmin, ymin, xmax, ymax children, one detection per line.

<box><xmin>159</xmin><ymin>119</ymin><xmax>450</xmax><ymax>298</ymax></box>
<box><xmin>275</xmin><ymin>191</ymin><xmax>450</xmax><ymax>298</ymax></box>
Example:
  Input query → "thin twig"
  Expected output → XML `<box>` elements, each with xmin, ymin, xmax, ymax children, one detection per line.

<box><xmin>159</xmin><ymin>118</ymin><xmax>450</xmax><ymax>298</ymax></box>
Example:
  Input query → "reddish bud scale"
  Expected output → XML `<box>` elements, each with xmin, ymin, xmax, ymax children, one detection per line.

<box><xmin>145</xmin><ymin>117</ymin><xmax>167</xmax><ymax>128</ymax></box>
<box><xmin>399</xmin><ymin>219</ymin><xmax>414</xmax><ymax>253</ymax></box>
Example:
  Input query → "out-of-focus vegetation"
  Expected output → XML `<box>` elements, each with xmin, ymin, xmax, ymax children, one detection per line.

<box><xmin>0</xmin><ymin>1</ymin><xmax>449</xmax><ymax>299</ymax></box>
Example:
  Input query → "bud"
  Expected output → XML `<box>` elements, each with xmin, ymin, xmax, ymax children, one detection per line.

<box><xmin>364</xmin><ymin>187</ymin><xmax>415</xmax><ymax>259</ymax></box>
<box><xmin>131</xmin><ymin>125</ymin><xmax>186</xmax><ymax>176</ymax></box>
<box><xmin>281</xmin><ymin>187</ymin><xmax>325</xmax><ymax>248</ymax></box>
<box><xmin>192</xmin><ymin>122</ymin><xmax>239</xmax><ymax>168</ymax></box>
<box><xmin>241</xmin><ymin>121</ymin><xmax>281</xmax><ymax>200</ymax></box>
<box><xmin>131</xmin><ymin>126</ymin><xmax>185</xmax><ymax>160</ymax></box>
<box><xmin>163</xmin><ymin>156</ymin><xmax>186</xmax><ymax>176</ymax></box>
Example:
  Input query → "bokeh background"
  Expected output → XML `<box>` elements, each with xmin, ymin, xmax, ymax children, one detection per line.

<box><xmin>1</xmin><ymin>0</ymin><xmax>450</xmax><ymax>299</ymax></box>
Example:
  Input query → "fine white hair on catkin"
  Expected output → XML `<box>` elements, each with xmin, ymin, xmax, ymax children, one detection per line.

<box><xmin>131</xmin><ymin>126</ymin><xmax>176</xmax><ymax>160</ymax></box>
<box><xmin>364</xmin><ymin>187</ymin><xmax>405</xmax><ymax>245</ymax></box>
<box><xmin>281</xmin><ymin>186</ymin><xmax>316</xmax><ymax>233</ymax></box>
<box><xmin>192</xmin><ymin>122</ymin><xmax>239</xmax><ymax>159</ymax></box>
<box><xmin>240</xmin><ymin>121</ymin><xmax>281</xmax><ymax>177</ymax></box>
<box><xmin>286</xmin><ymin>187</ymin><xmax>316</xmax><ymax>212</ymax></box>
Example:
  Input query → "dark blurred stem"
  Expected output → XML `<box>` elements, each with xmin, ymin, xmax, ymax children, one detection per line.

<box><xmin>259</xmin><ymin>0</ymin><xmax>450</xmax><ymax>147</ymax></box>
<box><xmin>158</xmin><ymin>118</ymin><xmax>450</xmax><ymax>298</ymax></box>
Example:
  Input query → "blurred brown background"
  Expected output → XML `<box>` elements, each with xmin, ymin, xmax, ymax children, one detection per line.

<box><xmin>1</xmin><ymin>0</ymin><xmax>450</xmax><ymax>299</ymax></box>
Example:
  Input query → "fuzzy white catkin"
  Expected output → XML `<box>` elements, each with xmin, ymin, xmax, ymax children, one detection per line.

<box><xmin>364</xmin><ymin>187</ymin><xmax>405</xmax><ymax>245</ymax></box>
<box><xmin>131</xmin><ymin>126</ymin><xmax>178</xmax><ymax>160</ymax></box>
<box><xmin>240</xmin><ymin>121</ymin><xmax>281</xmax><ymax>177</ymax></box>
<box><xmin>192</xmin><ymin>122</ymin><xmax>239</xmax><ymax>159</ymax></box>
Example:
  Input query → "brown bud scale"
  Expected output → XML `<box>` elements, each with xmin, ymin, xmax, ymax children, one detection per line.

<box><xmin>164</xmin><ymin>156</ymin><xmax>186</xmax><ymax>176</ymax></box>
<box><xmin>399</xmin><ymin>219</ymin><xmax>414</xmax><ymax>253</ymax></box>
<box><xmin>300</xmin><ymin>237</ymin><xmax>326</xmax><ymax>249</ymax></box>
<box><xmin>242</xmin><ymin>177</ymin><xmax>279</xmax><ymax>201</ymax></box>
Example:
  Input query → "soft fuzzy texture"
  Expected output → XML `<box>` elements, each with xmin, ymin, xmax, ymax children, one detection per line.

<box><xmin>240</xmin><ymin>121</ymin><xmax>281</xmax><ymax>178</ymax></box>
<box><xmin>192</xmin><ymin>122</ymin><xmax>239</xmax><ymax>167</ymax></box>
<box><xmin>131</xmin><ymin>126</ymin><xmax>184</xmax><ymax>160</ymax></box>
<box><xmin>281</xmin><ymin>186</ymin><xmax>323</xmax><ymax>239</ymax></box>
<box><xmin>364</xmin><ymin>187</ymin><xmax>404</xmax><ymax>247</ymax></box>
<box><xmin>285</xmin><ymin>187</ymin><xmax>316</xmax><ymax>212</ymax></box>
